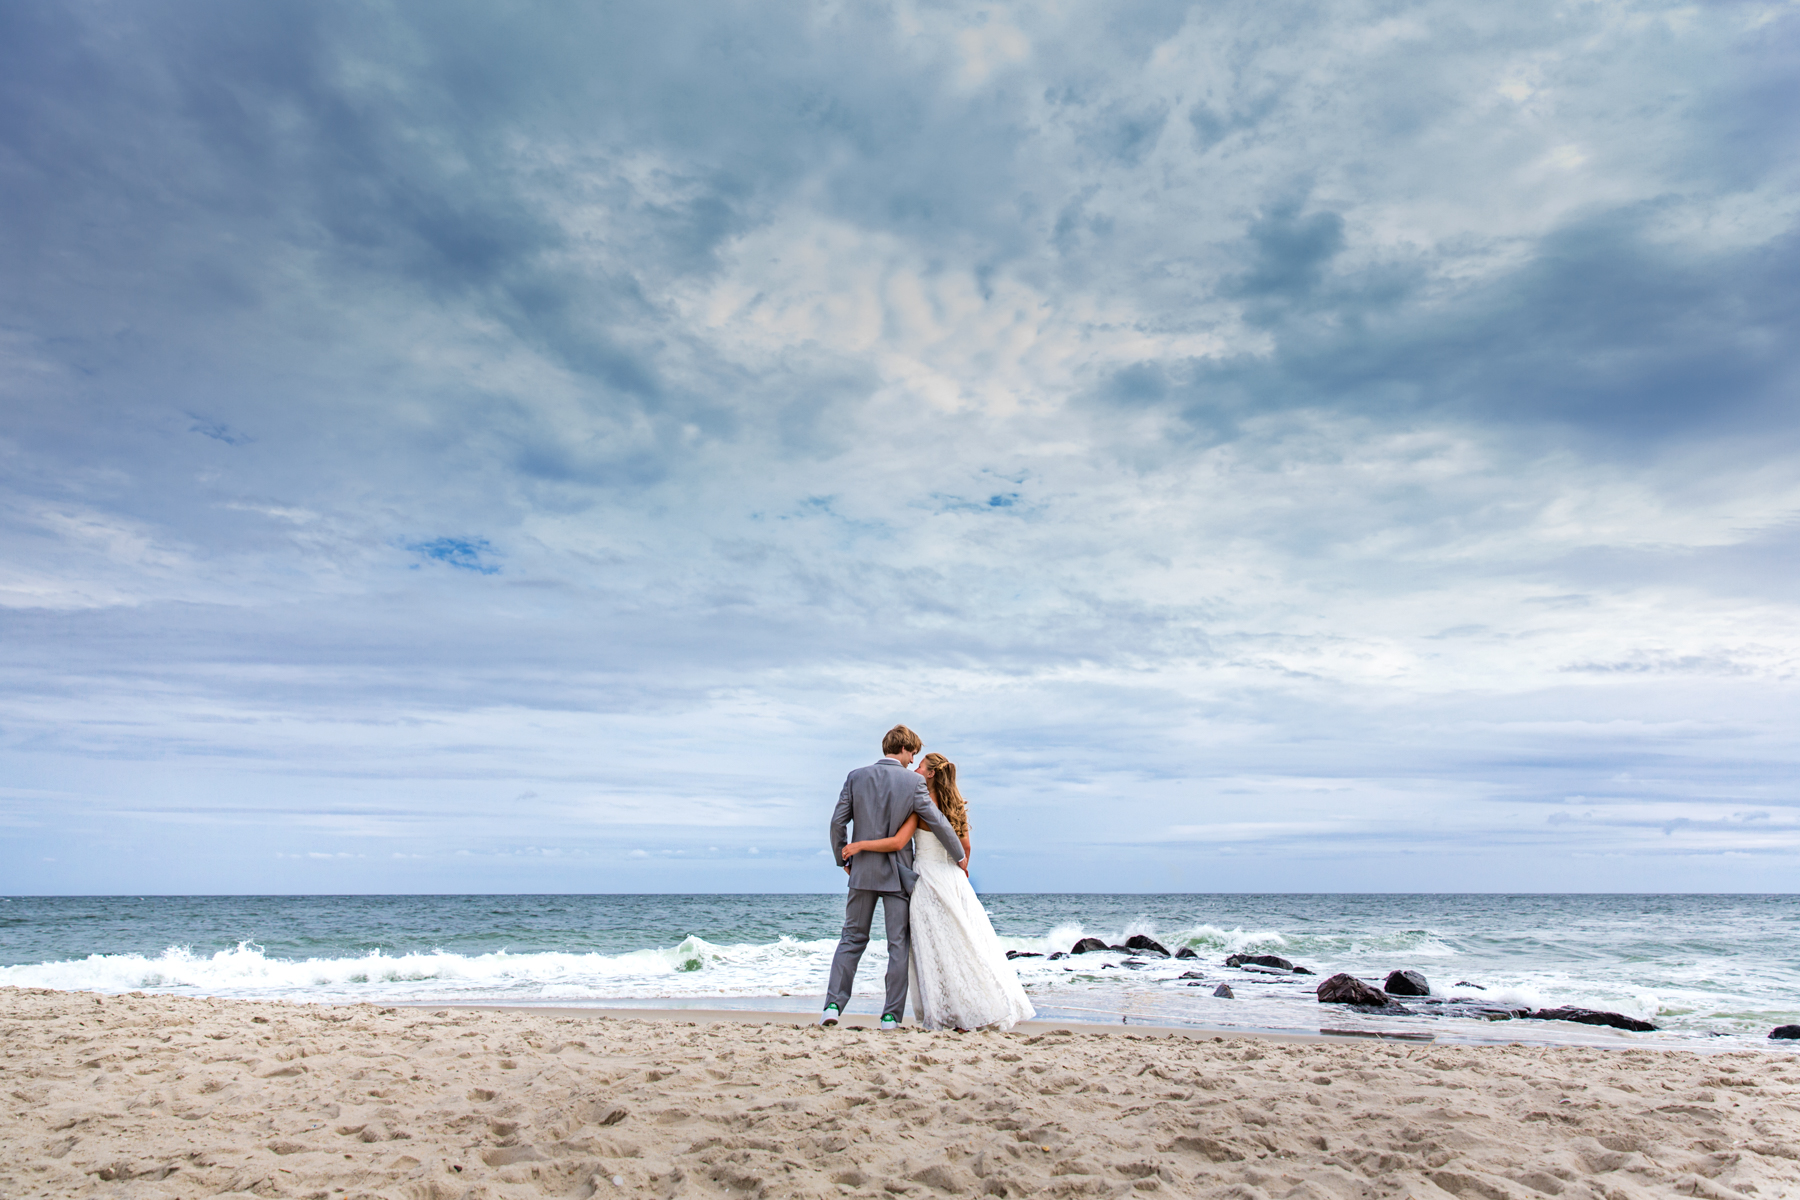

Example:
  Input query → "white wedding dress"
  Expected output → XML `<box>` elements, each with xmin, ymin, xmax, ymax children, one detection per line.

<box><xmin>906</xmin><ymin>831</ymin><xmax>1036</xmax><ymax>1031</ymax></box>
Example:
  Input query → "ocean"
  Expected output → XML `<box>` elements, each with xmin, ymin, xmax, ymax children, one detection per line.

<box><xmin>2</xmin><ymin>893</ymin><xmax>1795</xmax><ymax>1050</ymax></box>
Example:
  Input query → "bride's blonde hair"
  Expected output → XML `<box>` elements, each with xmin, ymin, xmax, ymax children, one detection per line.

<box><xmin>922</xmin><ymin>752</ymin><xmax>968</xmax><ymax>838</ymax></box>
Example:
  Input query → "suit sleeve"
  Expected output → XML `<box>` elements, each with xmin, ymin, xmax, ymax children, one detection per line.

<box><xmin>830</xmin><ymin>775</ymin><xmax>854</xmax><ymax>868</ymax></box>
<box><xmin>909</xmin><ymin>777</ymin><xmax>966</xmax><ymax>862</ymax></box>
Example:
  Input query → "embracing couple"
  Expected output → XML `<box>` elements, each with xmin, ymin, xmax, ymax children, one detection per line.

<box><xmin>821</xmin><ymin>724</ymin><xmax>1035</xmax><ymax>1032</ymax></box>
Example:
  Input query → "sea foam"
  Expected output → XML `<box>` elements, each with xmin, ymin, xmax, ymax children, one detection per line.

<box><xmin>0</xmin><ymin>936</ymin><xmax>861</xmax><ymax>1004</ymax></box>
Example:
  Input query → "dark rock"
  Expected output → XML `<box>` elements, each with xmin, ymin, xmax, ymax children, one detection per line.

<box><xmin>1525</xmin><ymin>1007</ymin><xmax>1658</xmax><ymax>1033</ymax></box>
<box><xmin>1405</xmin><ymin>996</ymin><xmax>1527</xmax><ymax>1021</ymax></box>
<box><xmin>1226</xmin><ymin>953</ymin><xmax>1295</xmax><ymax>971</ymax></box>
<box><xmin>1291</xmin><ymin>966</ymin><xmax>1315</xmax><ymax>975</ymax></box>
<box><xmin>1213</xmin><ymin>984</ymin><xmax>1234</xmax><ymax>999</ymax></box>
<box><xmin>1122</xmin><ymin>959</ymin><xmax>1148</xmax><ymax>969</ymax></box>
<box><xmin>1175</xmin><ymin>947</ymin><xmax>1198</xmax><ymax>959</ymax></box>
<box><xmin>1108</xmin><ymin>944</ymin><xmax>1131</xmax><ymax>952</ymax></box>
<box><xmin>1070</xmin><ymin>937</ymin><xmax>1110</xmax><ymax>954</ymax></box>
<box><xmin>1125</xmin><ymin>935</ymin><xmax>1170</xmax><ymax>956</ymax></box>
<box><xmin>1046</xmin><ymin>952</ymin><xmax>1065</xmax><ymax>961</ymax></box>
<box><xmin>1454</xmin><ymin>981</ymin><xmax>1485</xmax><ymax>990</ymax></box>
<box><xmin>1316</xmin><ymin>973</ymin><xmax>1390</xmax><ymax>1007</ymax></box>
<box><xmin>1099</xmin><ymin>963</ymin><xmax>1117</xmax><ymax>969</ymax></box>
<box><xmin>1768</xmin><ymin>1025</ymin><xmax>1800</xmax><ymax>1040</ymax></box>
<box><xmin>1343</xmin><ymin>1001</ymin><xmax>1416</xmax><ymax>1016</ymax></box>
<box><xmin>1384</xmin><ymin>970</ymin><xmax>1430</xmax><ymax>997</ymax></box>
<box><xmin>1005</xmin><ymin>951</ymin><xmax>1043</xmax><ymax>960</ymax></box>
<box><xmin>1179</xmin><ymin>970</ymin><xmax>1205</xmax><ymax>980</ymax></box>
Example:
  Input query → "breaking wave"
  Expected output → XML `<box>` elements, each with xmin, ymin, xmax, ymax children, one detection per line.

<box><xmin>0</xmin><ymin>936</ymin><xmax>854</xmax><ymax>1004</ymax></box>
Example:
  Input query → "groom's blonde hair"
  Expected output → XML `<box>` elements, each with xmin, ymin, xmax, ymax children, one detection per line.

<box><xmin>882</xmin><ymin>725</ymin><xmax>922</xmax><ymax>756</ymax></box>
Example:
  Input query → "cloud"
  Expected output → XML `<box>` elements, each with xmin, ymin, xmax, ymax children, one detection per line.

<box><xmin>1232</xmin><ymin>201</ymin><xmax>1347</xmax><ymax>302</ymax></box>
<box><xmin>0</xmin><ymin>0</ymin><xmax>1797</xmax><ymax>893</ymax></box>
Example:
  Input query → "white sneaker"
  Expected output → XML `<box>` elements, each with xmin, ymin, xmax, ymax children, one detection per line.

<box><xmin>879</xmin><ymin>1015</ymin><xmax>899</xmax><ymax>1031</ymax></box>
<box><xmin>818</xmin><ymin>1005</ymin><xmax>840</xmax><ymax>1027</ymax></box>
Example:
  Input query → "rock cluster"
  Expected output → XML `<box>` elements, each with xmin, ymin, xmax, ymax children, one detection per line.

<box><xmin>1051</xmin><ymin>935</ymin><xmax>1186</xmax><ymax>957</ymax></box>
<box><xmin>1309</xmin><ymin>969</ymin><xmax>1660</xmax><ymax>1032</ymax></box>
<box><xmin>1036</xmin><ymin>946</ymin><xmax>1672</xmax><ymax>1039</ymax></box>
<box><xmin>1222</xmin><ymin>953</ymin><xmax>1314</xmax><ymax>975</ymax></box>
<box><xmin>1227</xmin><ymin>953</ymin><xmax>1293</xmax><ymax>970</ymax></box>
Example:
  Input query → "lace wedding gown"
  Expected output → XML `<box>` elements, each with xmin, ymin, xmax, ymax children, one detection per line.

<box><xmin>907</xmin><ymin>831</ymin><xmax>1036</xmax><ymax>1031</ymax></box>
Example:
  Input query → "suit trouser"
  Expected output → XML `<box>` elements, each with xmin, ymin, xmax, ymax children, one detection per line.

<box><xmin>826</xmin><ymin>888</ymin><xmax>909</xmax><ymax>1018</ymax></box>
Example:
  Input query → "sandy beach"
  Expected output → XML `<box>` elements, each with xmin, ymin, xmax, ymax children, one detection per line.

<box><xmin>3</xmin><ymin>988</ymin><xmax>1797</xmax><ymax>1200</ymax></box>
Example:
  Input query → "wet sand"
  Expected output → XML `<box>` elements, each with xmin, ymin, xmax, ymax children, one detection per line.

<box><xmin>3</xmin><ymin>987</ymin><xmax>1797</xmax><ymax>1199</ymax></box>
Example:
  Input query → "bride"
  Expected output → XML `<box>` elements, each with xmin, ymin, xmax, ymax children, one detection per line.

<box><xmin>840</xmin><ymin>753</ymin><xmax>1035</xmax><ymax>1031</ymax></box>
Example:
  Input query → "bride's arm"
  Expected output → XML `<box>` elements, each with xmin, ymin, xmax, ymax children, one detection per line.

<box><xmin>842</xmin><ymin>814</ymin><xmax>919</xmax><ymax>857</ymax></box>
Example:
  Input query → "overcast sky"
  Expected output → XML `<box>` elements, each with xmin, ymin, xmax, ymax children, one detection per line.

<box><xmin>3</xmin><ymin>0</ymin><xmax>1797</xmax><ymax>895</ymax></box>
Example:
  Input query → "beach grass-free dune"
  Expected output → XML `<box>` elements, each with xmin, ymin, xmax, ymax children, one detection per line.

<box><xmin>3</xmin><ymin>988</ymin><xmax>1797</xmax><ymax>1200</ymax></box>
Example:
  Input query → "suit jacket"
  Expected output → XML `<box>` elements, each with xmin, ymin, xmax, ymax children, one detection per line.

<box><xmin>831</xmin><ymin>758</ymin><xmax>966</xmax><ymax>894</ymax></box>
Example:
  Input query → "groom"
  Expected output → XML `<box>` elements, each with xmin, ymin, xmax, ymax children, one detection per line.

<box><xmin>822</xmin><ymin>724</ymin><xmax>967</xmax><ymax>1030</ymax></box>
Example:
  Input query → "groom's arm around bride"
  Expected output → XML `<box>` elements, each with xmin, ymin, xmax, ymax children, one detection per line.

<box><xmin>829</xmin><ymin>747</ymin><xmax>965</xmax><ymax>891</ymax></box>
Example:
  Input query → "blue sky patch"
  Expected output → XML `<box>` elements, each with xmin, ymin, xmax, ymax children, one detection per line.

<box><xmin>408</xmin><ymin>538</ymin><xmax>499</xmax><ymax>574</ymax></box>
<box><xmin>188</xmin><ymin>415</ymin><xmax>254</xmax><ymax>445</ymax></box>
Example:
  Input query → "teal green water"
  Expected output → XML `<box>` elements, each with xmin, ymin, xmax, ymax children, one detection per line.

<box><xmin>3</xmin><ymin>894</ymin><xmax>1795</xmax><ymax>1046</ymax></box>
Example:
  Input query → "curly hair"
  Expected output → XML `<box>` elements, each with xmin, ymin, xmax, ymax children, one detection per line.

<box><xmin>921</xmin><ymin>752</ymin><xmax>968</xmax><ymax>839</ymax></box>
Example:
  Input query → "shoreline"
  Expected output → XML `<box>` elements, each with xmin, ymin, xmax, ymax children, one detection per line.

<box><xmin>4</xmin><ymin>982</ymin><xmax>1776</xmax><ymax>1053</ymax></box>
<box><xmin>427</xmin><ymin>1003</ymin><xmax>1342</xmax><ymax>1044</ymax></box>
<box><xmin>4</xmin><ymin>986</ymin><xmax>1797</xmax><ymax>1200</ymax></box>
<box><xmin>409</xmin><ymin>1000</ymin><xmax>1777</xmax><ymax>1055</ymax></box>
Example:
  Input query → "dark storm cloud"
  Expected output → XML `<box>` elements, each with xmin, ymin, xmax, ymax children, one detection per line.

<box><xmin>1232</xmin><ymin>200</ymin><xmax>1347</xmax><ymax>302</ymax></box>
<box><xmin>1101</xmin><ymin>209</ymin><xmax>1800</xmax><ymax>453</ymax></box>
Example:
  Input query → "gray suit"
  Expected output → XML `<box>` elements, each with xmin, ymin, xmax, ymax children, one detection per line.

<box><xmin>826</xmin><ymin>757</ymin><xmax>966</xmax><ymax>1018</ymax></box>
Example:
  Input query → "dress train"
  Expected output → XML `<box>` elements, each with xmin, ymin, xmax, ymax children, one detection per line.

<box><xmin>906</xmin><ymin>833</ymin><xmax>1035</xmax><ymax>1031</ymax></box>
